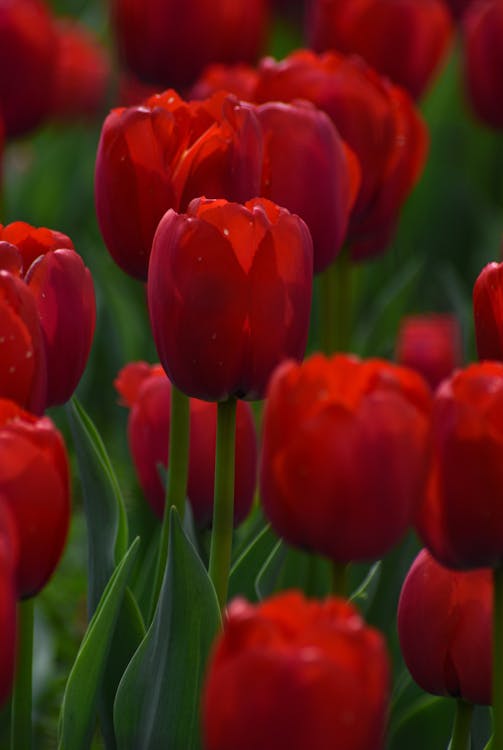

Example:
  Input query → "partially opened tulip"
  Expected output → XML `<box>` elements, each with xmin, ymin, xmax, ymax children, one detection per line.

<box><xmin>396</xmin><ymin>314</ymin><xmax>462</xmax><ymax>390</ymax></box>
<box><xmin>473</xmin><ymin>261</ymin><xmax>503</xmax><ymax>360</ymax></box>
<box><xmin>203</xmin><ymin>591</ymin><xmax>390</xmax><ymax>750</ymax></box>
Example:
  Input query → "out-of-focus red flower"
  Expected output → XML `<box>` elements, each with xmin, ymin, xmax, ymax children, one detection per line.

<box><xmin>398</xmin><ymin>548</ymin><xmax>492</xmax><ymax>704</ymax></box>
<box><xmin>0</xmin><ymin>399</ymin><xmax>70</xmax><ymax>598</ymax></box>
<box><xmin>0</xmin><ymin>502</ymin><xmax>17</xmax><ymax>706</ymax></box>
<box><xmin>0</xmin><ymin>222</ymin><xmax>96</xmax><ymax>408</ymax></box>
<box><xmin>203</xmin><ymin>591</ymin><xmax>390</xmax><ymax>750</ymax></box>
<box><xmin>115</xmin><ymin>362</ymin><xmax>257</xmax><ymax>527</ymax></box>
<box><xmin>0</xmin><ymin>0</ymin><xmax>57</xmax><ymax>137</ymax></box>
<box><xmin>473</xmin><ymin>261</ymin><xmax>503</xmax><ymax>360</ymax></box>
<box><xmin>255</xmin><ymin>50</ymin><xmax>428</xmax><ymax>261</ymax></box>
<box><xmin>260</xmin><ymin>353</ymin><xmax>431</xmax><ymax>562</ymax></box>
<box><xmin>444</xmin><ymin>0</ymin><xmax>474</xmax><ymax>20</ymax></box>
<box><xmin>395</xmin><ymin>314</ymin><xmax>462</xmax><ymax>390</ymax></box>
<box><xmin>111</xmin><ymin>0</ymin><xmax>269</xmax><ymax>90</ymax></box>
<box><xmin>190</xmin><ymin>63</ymin><xmax>259</xmax><ymax>102</ymax></box>
<box><xmin>95</xmin><ymin>90</ymin><xmax>263</xmax><ymax>280</ymax></box>
<box><xmin>116</xmin><ymin>73</ymin><xmax>160</xmax><ymax>107</ymax></box>
<box><xmin>49</xmin><ymin>19</ymin><xmax>110</xmax><ymax>122</ymax></box>
<box><xmin>416</xmin><ymin>362</ymin><xmax>503</xmax><ymax>569</ymax></box>
<box><xmin>308</xmin><ymin>0</ymin><xmax>453</xmax><ymax>100</ymax></box>
<box><xmin>257</xmin><ymin>100</ymin><xmax>360</xmax><ymax>273</ymax></box>
<box><xmin>463</xmin><ymin>0</ymin><xmax>503</xmax><ymax>129</ymax></box>
<box><xmin>148</xmin><ymin>197</ymin><xmax>313</xmax><ymax>402</ymax></box>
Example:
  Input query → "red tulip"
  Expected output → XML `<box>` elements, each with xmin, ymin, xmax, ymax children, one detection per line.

<box><xmin>203</xmin><ymin>591</ymin><xmax>390</xmax><ymax>750</ymax></box>
<box><xmin>0</xmin><ymin>222</ymin><xmax>96</xmax><ymax>408</ymax></box>
<box><xmin>0</xmin><ymin>399</ymin><xmax>70</xmax><ymax>598</ymax></box>
<box><xmin>416</xmin><ymin>362</ymin><xmax>503</xmax><ymax>569</ymax></box>
<box><xmin>257</xmin><ymin>100</ymin><xmax>360</xmax><ymax>273</ymax></box>
<box><xmin>463</xmin><ymin>0</ymin><xmax>503</xmax><ymax>129</ymax></box>
<box><xmin>115</xmin><ymin>362</ymin><xmax>257</xmax><ymax>527</ymax></box>
<box><xmin>395</xmin><ymin>314</ymin><xmax>462</xmax><ymax>390</ymax></box>
<box><xmin>473</xmin><ymin>262</ymin><xmax>503</xmax><ymax>360</ymax></box>
<box><xmin>190</xmin><ymin>63</ymin><xmax>259</xmax><ymax>102</ymax></box>
<box><xmin>444</xmin><ymin>0</ymin><xmax>474</xmax><ymax>19</ymax></box>
<box><xmin>95</xmin><ymin>90</ymin><xmax>263</xmax><ymax>280</ymax></box>
<box><xmin>0</xmin><ymin>502</ymin><xmax>18</xmax><ymax>706</ymax></box>
<box><xmin>49</xmin><ymin>19</ymin><xmax>110</xmax><ymax>121</ymax></box>
<box><xmin>147</xmin><ymin>197</ymin><xmax>313</xmax><ymax>401</ymax></box>
<box><xmin>308</xmin><ymin>0</ymin><xmax>453</xmax><ymax>100</ymax></box>
<box><xmin>398</xmin><ymin>549</ymin><xmax>492</xmax><ymax>704</ymax></box>
<box><xmin>0</xmin><ymin>0</ymin><xmax>57</xmax><ymax>137</ymax></box>
<box><xmin>255</xmin><ymin>50</ymin><xmax>428</xmax><ymax>261</ymax></box>
<box><xmin>260</xmin><ymin>353</ymin><xmax>431</xmax><ymax>562</ymax></box>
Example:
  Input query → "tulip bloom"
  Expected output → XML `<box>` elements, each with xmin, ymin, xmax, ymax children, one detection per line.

<box><xmin>0</xmin><ymin>502</ymin><xmax>17</xmax><ymax>706</ymax></box>
<box><xmin>95</xmin><ymin>90</ymin><xmax>263</xmax><ymax>280</ymax></box>
<box><xmin>0</xmin><ymin>399</ymin><xmax>70</xmax><ymax>598</ymax></box>
<box><xmin>463</xmin><ymin>0</ymin><xmax>503</xmax><ymax>129</ymax></box>
<box><xmin>398</xmin><ymin>549</ymin><xmax>492</xmax><ymax>705</ymax></box>
<box><xmin>190</xmin><ymin>63</ymin><xmax>259</xmax><ymax>103</ymax></box>
<box><xmin>148</xmin><ymin>197</ymin><xmax>313</xmax><ymax>402</ymax></box>
<box><xmin>308</xmin><ymin>0</ymin><xmax>453</xmax><ymax>100</ymax></box>
<box><xmin>115</xmin><ymin>362</ymin><xmax>257</xmax><ymax>526</ymax></box>
<box><xmin>0</xmin><ymin>0</ymin><xmax>57</xmax><ymax>137</ymax></box>
<box><xmin>416</xmin><ymin>362</ymin><xmax>503</xmax><ymax>569</ymax></box>
<box><xmin>395</xmin><ymin>314</ymin><xmax>462</xmax><ymax>390</ymax></box>
<box><xmin>0</xmin><ymin>222</ymin><xmax>96</xmax><ymax>408</ymax></box>
<box><xmin>257</xmin><ymin>100</ymin><xmax>360</xmax><ymax>272</ymax></box>
<box><xmin>473</xmin><ymin>261</ymin><xmax>503</xmax><ymax>360</ymax></box>
<box><xmin>260</xmin><ymin>354</ymin><xmax>431</xmax><ymax>562</ymax></box>
<box><xmin>203</xmin><ymin>591</ymin><xmax>390</xmax><ymax>750</ymax></box>
<box><xmin>255</xmin><ymin>50</ymin><xmax>428</xmax><ymax>261</ymax></box>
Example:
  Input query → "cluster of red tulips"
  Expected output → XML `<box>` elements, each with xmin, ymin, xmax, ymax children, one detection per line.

<box><xmin>2</xmin><ymin>0</ymin><xmax>503</xmax><ymax>748</ymax></box>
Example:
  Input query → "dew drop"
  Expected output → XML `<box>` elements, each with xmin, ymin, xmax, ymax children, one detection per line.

<box><xmin>25</xmin><ymin>350</ymin><xmax>33</xmax><ymax>359</ymax></box>
<box><xmin>223</xmin><ymin>228</ymin><xmax>230</xmax><ymax>237</ymax></box>
<box><xmin>8</xmin><ymin>366</ymin><xmax>15</xmax><ymax>374</ymax></box>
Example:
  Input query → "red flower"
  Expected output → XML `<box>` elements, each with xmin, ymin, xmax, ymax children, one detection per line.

<box><xmin>260</xmin><ymin>354</ymin><xmax>431</xmax><ymax>562</ymax></box>
<box><xmin>203</xmin><ymin>591</ymin><xmax>390</xmax><ymax>750</ymax></box>
<box><xmin>416</xmin><ymin>362</ymin><xmax>503</xmax><ymax>569</ymax></box>
<box><xmin>257</xmin><ymin>100</ymin><xmax>360</xmax><ymax>273</ymax></box>
<box><xmin>0</xmin><ymin>502</ymin><xmax>18</xmax><ymax>706</ymax></box>
<box><xmin>398</xmin><ymin>549</ymin><xmax>492</xmax><ymax>705</ymax></box>
<box><xmin>473</xmin><ymin>262</ymin><xmax>503</xmax><ymax>360</ymax></box>
<box><xmin>255</xmin><ymin>50</ymin><xmax>428</xmax><ymax>261</ymax></box>
<box><xmin>308</xmin><ymin>0</ymin><xmax>453</xmax><ymax>100</ymax></box>
<box><xmin>395</xmin><ymin>314</ymin><xmax>462</xmax><ymax>390</ymax></box>
<box><xmin>95</xmin><ymin>90</ymin><xmax>263</xmax><ymax>280</ymax></box>
<box><xmin>49</xmin><ymin>19</ymin><xmax>110</xmax><ymax>122</ymax></box>
<box><xmin>0</xmin><ymin>0</ymin><xmax>57</xmax><ymax>137</ymax></box>
<box><xmin>463</xmin><ymin>0</ymin><xmax>503</xmax><ymax>129</ymax></box>
<box><xmin>147</xmin><ymin>197</ymin><xmax>313</xmax><ymax>401</ymax></box>
<box><xmin>0</xmin><ymin>399</ymin><xmax>70</xmax><ymax>598</ymax></box>
<box><xmin>0</xmin><ymin>222</ymin><xmax>96</xmax><ymax>408</ymax></box>
<box><xmin>115</xmin><ymin>362</ymin><xmax>257</xmax><ymax>527</ymax></box>
<box><xmin>190</xmin><ymin>63</ymin><xmax>259</xmax><ymax>102</ymax></box>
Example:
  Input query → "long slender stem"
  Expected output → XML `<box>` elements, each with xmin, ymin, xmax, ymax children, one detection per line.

<box><xmin>149</xmin><ymin>386</ymin><xmax>190</xmax><ymax>621</ymax></box>
<box><xmin>493</xmin><ymin>567</ymin><xmax>503</xmax><ymax>749</ymax></box>
<box><xmin>11</xmin><ymin>598</ymin><xmax>34</xmax><ymax>750</ymax></box>
<box><xmin>208</xmin><ymin>398</ymin><xmax>237</xmax><ymax>611</ymax></box>
<box><xmin>448</xmin><ymin>699</ymin><xmax>473</xmax><ymax>750</ymax></box>
<box><xmin>319</xmin><ymin>251</ymin><xmax>353</xmax><ymax>354</ymax></box>
<box><xmin>331</xmin><ymin>562</ymin><xmax>350</xmax><ymax>598</ymax></box>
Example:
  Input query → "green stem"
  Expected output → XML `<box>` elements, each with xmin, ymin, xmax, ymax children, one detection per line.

<box><xmin>493</xmin><ymin>567</ymin><xmax>503</xmax><ymax>749</ymax></box>
<box><xmin>319</xmin><ymin>251</ymin><xmax>353</xmax><ymax>354</ymax></box>
<box><xmin>148</xmin><ymin>386</ymin><xmax>190</xmax><ymax>621</ymax></box>
<box><xmin>11</xmin><ymin>599</ymin><xmax>34</xmax><ymax>750</ymax></box>
<box><xmin>448</xmin><ymin>699</ymin><xmax>473</xmax><ymax>750</ymax></box>
<box><xmin>331</xmin><ymin>562</ymin><xmax>350</xmax><ymax>598</ymax></box>
<box><xmin>208</xmin><ymin>398</ymin><xmax>237</xmax><ymax>611</ymax></box>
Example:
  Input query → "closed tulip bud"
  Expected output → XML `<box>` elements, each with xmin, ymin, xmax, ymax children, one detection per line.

<box><xmin>0</xmin><ymin>502</ymin><xmax>18</xmax><ymax>706</ymax></box>
<box><xmin>257</xmin><ymin>100</ymin><xmax>360</xmax><ymax>273</ymax></box>
<box><xmin>260</xmin><ymin>354</ymin><xmax>431</xmax><ymax>562</ymax></box>
<box><xmin>0</xmin><ymin>399</ymin><xmax>70</xmax><ymax>598</ymax></box>
<box><xmin>398</xmin><ymin>549</ymin><xmax>492</xmax><ymax>705</ymax></box>
<box><xmin>396</xmin><ymin>314</ymin><xmax>462</xmax><ymax>390</ymax></box>
<box><xmin>95</xmin><ymin>91</ymin><xmax>263</xmax><ymax>280</ymax></box>
<box><xmin>115</xmin><ymin>362</ymin><xmax>257</xmax><ymax>527</ymax></box>
<box><xmin>147</xmin><ymin>197</ymin><xmax>313</xmax><ymax>402</ymax></box>
<box><xmin>0</xmin><ymin>0</ymin><xmax>57</xmax><ymax>137</ymax></box>
<box><xmin>463</xmin><ymin>0</ymin><xmax>503</xmax><ymax>129</ymax></box>
<box><xmin>416</xmin><ymin>362</ymin><xmax>503</xmax><ymax>569</ymax></box>
<box><xmin>473</xmin><ymin>262</ymin><xmax>503</xmax><ymax>360</ymax></box>
<box><xmin>308</xmin><ymin>0</ymin><xmax>453</xmax><ymax>100</ymax></box>
<box><xmin>203</xmin><ymin>591</ymin><xmax>390</xmax><ymax>750</ymax></box>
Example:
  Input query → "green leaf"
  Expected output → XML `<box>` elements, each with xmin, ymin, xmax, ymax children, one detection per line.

<box><xmin>114</xmin><ymin>508</ymin><xmax>221</xmax><ymax>750</ymax></box>
<box><xmin>349</xmin><ymin>561</ymin><xmax>382</xmax><ymax>615</ymax></box>
<box><xmin>388</xmin><ymin>695</ymin><xmax>452</xmax><ymax>750</ymax></box>
<box><xmin>58</xmin><ymin>539</ymin><xmax>140</xmax><ymax>750</ymax></box>
<box><xmin>255</xmin><ymin>541</ymin><xmax>331</xmax><ymax>600</ymax></box>
<box><xmin>66</xmin><ymin>397</ymin><xmax>128</xmax><ymax>613</ymax></box>
<box><xmin>228</xmin><ymin>524</ymin><xmax>278</xmax><ymax>602</ymax></box>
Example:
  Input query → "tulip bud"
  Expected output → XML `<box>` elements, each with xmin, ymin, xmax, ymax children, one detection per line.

<box><xmin>473</xmin><ymin>261</ymin><xmax>503</xmax><ymax>360</ymax></box>
<box><xmin>395</xmin><ymin>314</ymin><xmax>462</xmax><ymax>390</ymax></box>
<box><xmin>463</xmin><ymin>0</ymin><xmax>503</xmax><ymax>129</ymax></box>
